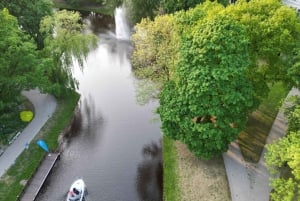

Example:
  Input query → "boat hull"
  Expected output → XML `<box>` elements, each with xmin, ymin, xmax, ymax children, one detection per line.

<box><xmin>66</xmin><ymin>179</ymin><xmax>86</xmax><ymax>201</ymax></box>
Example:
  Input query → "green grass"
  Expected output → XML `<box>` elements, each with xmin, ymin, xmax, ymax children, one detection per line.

<box><xmin>163</xmin><ymin>135</ymin><xmax>181</xmax><ymax>201</ymax></box>
<box><xmin>238</xmin><ymin>82</ymin><xmax>289</xmax><ymax>162</ymax></box>
<box><xmin>0</xmin><ymin>96</ymin><xmax>33</xmax><ymax>147</ymax></box>
<box><xmin>0</xmin><ymin>91</ymin><xmax>79</xmax><ymax>201</ymax></box>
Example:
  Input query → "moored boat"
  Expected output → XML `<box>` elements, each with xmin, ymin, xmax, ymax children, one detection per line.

<box><xmin>66</xmin><ymin>179</ymin><xmax>86</xmax><ymax>201</ymax></box>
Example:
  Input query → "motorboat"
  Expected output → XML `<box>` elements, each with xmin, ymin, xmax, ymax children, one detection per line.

<box><xmin>66</xmin><ymin>179</ymin><xmax>87</xmax><ymax>201</ymax></box>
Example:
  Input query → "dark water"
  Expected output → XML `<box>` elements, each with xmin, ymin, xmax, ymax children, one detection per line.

<box><xmin>37</xmin><ymin>12</ymin><xmax>162</xmax><ymax>201</ymax></box>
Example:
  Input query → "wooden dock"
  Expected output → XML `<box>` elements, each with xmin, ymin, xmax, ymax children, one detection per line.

<box><xmin>19</xmin><ymin>153</ymin><xmax>60</xmax><ymax>201</ymax></box>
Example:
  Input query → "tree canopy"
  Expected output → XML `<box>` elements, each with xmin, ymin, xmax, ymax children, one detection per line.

<box><xmin>39</xmin><ymin>10</ymin><xmax>98</xmax><ymax>97</ymax></box>
<box><xmin>131</xmin><ymin>0</ymin><xmax>300</xmax><ymax>158</ymax></box>
<box><xmin>0</xmin><ymin>8</ymin><xmax>43</xmax><ymax>111</ymax></box>
<box><xmin>124</xmin><ymin>0</ymin><xmax>161</xmax><ymax>24</ymax></box>
<box><xmin>265</xmin><ymin>100</ymin><xmax>300</xmax><ymax>201</ymax></box>
<box><xmin>224</xmin><ymin>0</ymin><xmax>300</xmax><ymax>100</ymax></box>
<box><xmin>0</xmin><ymin>0</ymin><xmax>53</xmax><ymax>49</ymax></box>
<box><xmin>131</xmin><ymin>14</ymin><xmax>179</xmax><ymax>84</ymax></box>
<box><xmin>158</xmin><ymin>15</ymin><xmax>255</xmax><ymax>159</ymax></box>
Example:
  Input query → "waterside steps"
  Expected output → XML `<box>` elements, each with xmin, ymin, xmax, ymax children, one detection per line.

<box><xmin>19</xmin><ymin>152</ymin><xmax>60</xmax><ymax>201</ymax></box>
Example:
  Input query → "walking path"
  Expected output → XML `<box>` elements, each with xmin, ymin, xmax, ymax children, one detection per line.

<box><xmin>223</xmin><ymin>88</ymin><xmax>300</xmax><ymax>201</ymax></box>
<box><xmin>0</xmin><ymin>89</ymin><xmax>56</xmax><ymax>178</ymax></box>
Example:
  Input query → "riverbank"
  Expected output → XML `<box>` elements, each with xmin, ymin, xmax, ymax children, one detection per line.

<box><xmin>0</xmin><ymin>91</ymin><xmax>79</xmax><ymax>201</ymax></box>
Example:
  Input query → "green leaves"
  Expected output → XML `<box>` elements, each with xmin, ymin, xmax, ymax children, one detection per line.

<box><xmin>132</xmin><ymin>15</ymin><xmax>179</xmax><ymax>83</ymax></box>
<box><xmin>40</xmin><ymin>10</ymin><xmax>97</xmax><ymax>97</ymax></box>
<box><xmin>224</xmin><ymin>0</ymin><xmax>300</xmax><ymax>99</ymax></box>
<box><xmin>265</xmin><ymin>100</ymin><xmax>300</xmax><ymax>201</ymax></box>
<box><xmin>0</xmin><ymin>9</ymin><xmax>41</xmax><ymax>102</ymax></box>
<box><xmin>158</xmin><ymin>12</ymin><xmax>255</xmax><ymax>159</ymax></box>
<box><xmin>0</xmin><ymin>0</ymin><xmax>53</xmax><ymax>49</ymax></box>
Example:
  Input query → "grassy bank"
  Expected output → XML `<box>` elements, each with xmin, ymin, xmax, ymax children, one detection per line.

<box><xmin>163</xmin><ymin>135</ymin><xmax>180</xmax><ymax>201</ymax></box>
<box><xmin>238</xmin><ymin>82</ymin><xmax>289</xmax><ymax>162</ymax></box>
<box><xmin>0</xmin><ymin>91</ymin><xmax>79</xmax><ymax>201</ymax></box>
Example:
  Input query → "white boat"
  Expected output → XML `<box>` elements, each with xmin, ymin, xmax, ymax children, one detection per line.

<box><xmin>66</xmin><ymin>179</ymin><xmax>87</xmax><ymax>201</ymax></box>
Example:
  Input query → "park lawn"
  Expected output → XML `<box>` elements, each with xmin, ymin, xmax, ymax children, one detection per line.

<box><xmin>238</xmin><ymin>82</ymin><xmax>289</xmax><ymax>162</ymax></box>
<box><xmin>0</xmin><ymin>91</ymin><xmax>79</xmax><ymax>201</ymax></box>
<box><xmin>163</xmin><ymin>135</ymin><xmax>180</xmax><ymax>201</ymax></box>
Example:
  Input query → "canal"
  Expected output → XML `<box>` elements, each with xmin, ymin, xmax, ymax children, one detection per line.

<box><xmin>37</xmin><ymin>8</ymin><xmax>162</xmax><ymax>201</ymax></box>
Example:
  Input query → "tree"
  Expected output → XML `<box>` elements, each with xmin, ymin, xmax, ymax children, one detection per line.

<box><xmin>265</xmin><ymin>97</ymin><xmax>300</xmax><ymax>201</ymax></box>
<box><xmin>160</xmin><ymin>0</ymin><xmax>228</xmax><ymax>14</ymax></box>
<box><xmin>265</xmin><ymin>130</ymin><xmax>300</xmax><ymax>200</ymax></box>
<box><xmin>39</xmin><ymin>10</ymin><xmax>97</xmax><ymax>97</ymax></box>
<box><xmin>0</xmin><ymin>8</ymin><xmax>43</xmax><ymax>111</ymax></box>
<box><xmin>224</xmin><ymin>0</ymin><xmax>300</xmax><ymax>100</ymax></box>
<box><xmin>0</xmin><ymin>0</ymin><xmax>53</xmax><ymax>49</ymax></box>
<box><xmin>131</xmin><ymin>14</ymin><xmax>180</xmax><ymax>104</ymax></box>
<box><xmin>158</xmin><ymin>15</ymin><xmax>255</xmax><ymax>159</ymax></box>
<box><xmin>131</xmin><ymin>14</ymin><xmax>179</xmax><ymax>84</ymax></box>
<box><xmin>124</xmin><ymin>0</ymin><xmax>160</xmax><ymax>24</ymax></box>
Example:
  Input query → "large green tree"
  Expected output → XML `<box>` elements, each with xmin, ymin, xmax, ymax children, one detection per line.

<box><xmin>130</xmin><ymin>0</ymin><xmax>300</xmax><ymax>158</ymax></box>
<box><xmin>158</xmin><ymin>15</ymin><xmax>255</xmax><ymax>159</ymax></box>
<box><xmin>0</xmin><ymin>0</ymin><xmax>53</xmax><ymax>49</ymax></box>
<box><xmin>39</xmin><ymin>10</ymin><xmax>97</xmax><ymax>97</ymax></box>
<box><xmin>0</xmin><ymin>8</ymin><xmax>44</xmax><ymax>111</ymax></box>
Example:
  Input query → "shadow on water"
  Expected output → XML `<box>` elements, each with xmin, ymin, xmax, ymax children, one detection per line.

<box><xmin>63</xmin><ymin>94</ymin><xmax>105</xmax><ymax>143</ymax></box>
<box><xmin>83</xmin><ymin>12</ymin><xmax>115</xmax><ymax>34</ymax></box>
<box><xmin>136</xmin><ymin>140</ymin><xmax>163</xmax><ymax>201</ymax></box>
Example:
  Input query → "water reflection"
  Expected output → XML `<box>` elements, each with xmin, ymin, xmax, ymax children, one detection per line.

<box><xmin>136</xmin><ymin>140</ymin><xmax>163</xmax><ymax>201</ymax></box>
<box><xmin>84</xmin><ymin>12</ymin><xmax>115</xmax><ymax>35</ymax></box>
<box><xmin>37</xmin><ymin>8</ymin><xmax>162</xmax><ymax>201</ymax></box>
<box><xmin>63</xmin><ymin>94</ymin><xmax>105</xmax><ymax>146</ymax></box>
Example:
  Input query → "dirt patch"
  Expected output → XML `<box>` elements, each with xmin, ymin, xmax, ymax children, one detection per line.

<box><xmin>175</xmin><ymin>141</ymin><xmax>231</xmax><ymax>201</ymax></box>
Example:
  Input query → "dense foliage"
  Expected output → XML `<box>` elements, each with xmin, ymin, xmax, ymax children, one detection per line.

<box><xmin>265</xmin><ymin>99</ymin><xmax>300</xmax><ymax>201</ymax></box>
<box><xmin>132</xmin><ymin>14</ymin><xmax>179</xmax><ymax>84</ymax></box>
<box><xmin>0</xmin><ymin>6</ymin><xmax>97</xmax><ymax>141</ymax></box>
<box><xmin>0</xmin><ymin>9</ymin><xmax>43</xmax><ymax>111</ymax></box>
<box><xmin>39</xmin><ymin>10</ymin><xmax>98</xmax><ymax>97</ymax></box>
<box><xmin>224</xmin><ymin>0</ymin><xmax>300</xmax><ymax>101</ymax></box>
<box><xmin>158</xmin><ymin>15</ymin><xmax>255</xmax><ymax>159</ymax></box>
<box><xmin>161</xmin><ymin>0</ymin><xmax>228</xmax><ymax>13</ymax></box>
<box><xmin>131</xmin><ymin>0</ymin><xmax>300</xmax><ymax>158</ymax></box>
<box><xmin>0</xmin><ymin>0</ymin><xmax>53</xmax><ymax>49</ymax></box>
<box><xmin>125</xmin><ymin>0</ymin><xmax>229</xmax><ymax>24</ymax></box>
<box><xmin>124</xmin><ymin>0</ymin><xmax>160</xmax><ymax>24</ymax></box>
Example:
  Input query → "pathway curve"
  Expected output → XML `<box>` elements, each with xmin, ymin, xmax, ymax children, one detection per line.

<box><xmin>0</xmin><ymin>89</ymin><xmax>57</xmax><ymax>178</ymax></box>
<box><xmin>223</xmin><ymin>88</ymin><xmax>300</xmax><ymax>201</ymax></box>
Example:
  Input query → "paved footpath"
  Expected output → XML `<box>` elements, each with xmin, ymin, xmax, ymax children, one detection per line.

<box><xmin>223</xmin><ymin>88</ymin><xmax>300</xmax><ymax>201</ymax></box>
<box><xmin>0</xmin><ymin>89</ymin><xmax>56</xmax><ymax>178</ymax></box>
